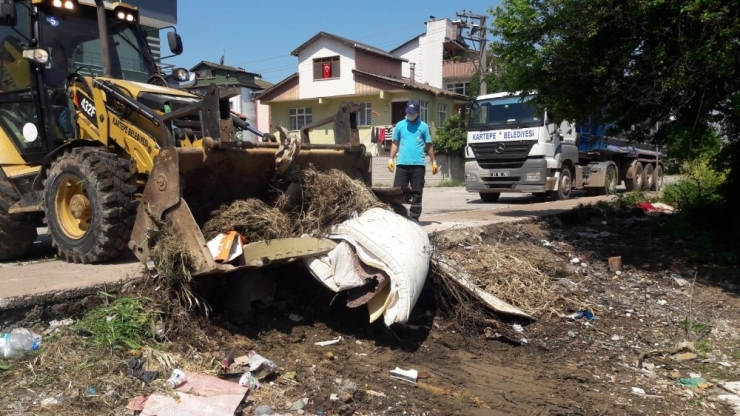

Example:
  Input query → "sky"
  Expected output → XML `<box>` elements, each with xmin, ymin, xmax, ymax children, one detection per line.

<box><xmin>168</xmin><ymin>0</ymin><xmax>501</xmax><ymax>85</ymax></box>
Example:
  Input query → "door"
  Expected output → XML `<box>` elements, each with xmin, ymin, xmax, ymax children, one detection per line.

<box><xmin>391</xmin><ymin>101</ymin><xmax>408</xmax><ymax>126</ymax></box>
<box><xmin>0</xmin><ymin>2</ymin><xmax>47</xmax><ymax>163</ymax></box>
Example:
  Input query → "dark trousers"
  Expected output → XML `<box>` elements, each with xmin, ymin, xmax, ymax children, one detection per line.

<box><xmin>393</xmin><ymin>165</ymin><xmax>425</xmax><ymax>220</ymax></box>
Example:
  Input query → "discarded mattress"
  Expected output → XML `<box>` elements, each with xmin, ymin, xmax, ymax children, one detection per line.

<box><xmin>304</xmin><ymin>207</ymin><xmax>430</xmax><ymax>326</ymax></box>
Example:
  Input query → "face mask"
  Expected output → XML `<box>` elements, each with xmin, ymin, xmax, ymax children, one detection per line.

<box><xmin>406</xmin><ymin>113</ymin><xmax>418</xmax><ymax>121</ymax></box>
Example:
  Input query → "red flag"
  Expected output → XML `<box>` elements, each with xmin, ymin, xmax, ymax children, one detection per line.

<box><xmin>322</xmin><ymin>62</ymin><xmax>332</xmax><ymax>78</ymax></box>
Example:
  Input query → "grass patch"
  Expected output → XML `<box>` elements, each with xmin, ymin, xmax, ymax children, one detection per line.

<box><xmin>436</xmin><ymin>179</ymin><xmax>465</xmax><ymax>187</ymax></box>
<box><xmin>76</xmin><ymin>295</ymin><xmax>163</xmax><ymax>352</ymax></box>
<box><xmin>683</xmin><ymin>318</ymin><xmax>712</xmax><ymax>340</ymax></box>
<box><xmin>695</xmin><ymin>340</ymin><xmax>713</xmax><ymax>354</ymax></box>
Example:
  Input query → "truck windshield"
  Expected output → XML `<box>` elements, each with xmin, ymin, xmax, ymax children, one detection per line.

<box><xmin>39</xmin><ymin>6</ymin><xmax>155</xmax><ymax>83</ymax></box>
<box><xmin>468</xmin><ymin>95</ymin><xmax>539</xmax><ymax>130</ymax></box>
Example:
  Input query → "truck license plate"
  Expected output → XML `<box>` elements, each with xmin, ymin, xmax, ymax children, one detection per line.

<box><xmin>489</xmin><ymin>171</ymin><xmax>510</xmax><ymax>177</ymax></box>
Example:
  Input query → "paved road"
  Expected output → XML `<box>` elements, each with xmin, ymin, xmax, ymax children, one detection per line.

<box><xmin>0</xmin><ymin>187</ymin><xmax>636</xmax><ymax>301</ymax></box>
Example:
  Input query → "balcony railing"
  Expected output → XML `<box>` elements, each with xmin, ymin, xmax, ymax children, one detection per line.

<box><xmin>442</xmin><ymin>61</ymin><xmax>476</xmax><ymax>79</ymax></box>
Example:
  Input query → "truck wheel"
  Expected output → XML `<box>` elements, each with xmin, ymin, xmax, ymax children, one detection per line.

<box><xmin>644</xmin><ymin>163</ymin><xmax>654</xmax><ymax>191</ymax></box>
<box><xmin>0</xmin><ymin>170</ymin><xmax>38</xmax><ymax>261</ymax></box>
<box><xmin>625</xmin><ymin>162</ymin><xmax>644</xmax><ymax>191</ymax></box>
<box><xmin>479</xmin><ymin>192</ymin><xmax>500</xmax><ymax>203</ymax></box>
<box><xmin>549</xmin><ymin>168</ymin><xmax>572</xmax><ymax>200</ymax></box>
<box><xmin>596</xmin><ymin>164</ymin><xmax>618</xmax><ymax>195</ymax></box>
<box><xmin>652</xmin><ymin>165</ymin><xmax>664</xmax><ymax>191</ymax></box>
<box><xmin>43</xmin><ymin>147</ymin><xmax>137</xmax><ymax>263</ymax></box>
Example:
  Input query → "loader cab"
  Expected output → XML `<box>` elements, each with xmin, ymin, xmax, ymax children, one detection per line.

<box><xmin>0</xmin><ymin>0</ymin><xmax>176</xmax><ymax>164</ymax></box>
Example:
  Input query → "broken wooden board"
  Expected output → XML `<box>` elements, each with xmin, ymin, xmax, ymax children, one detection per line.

<box><xmin>432</xmin><ymin>256</ymin><xmax>535</xmax><ymax>321</ymax></box>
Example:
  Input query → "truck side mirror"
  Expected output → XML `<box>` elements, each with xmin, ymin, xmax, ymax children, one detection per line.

<box><xmin>0</xmin><ymin>0</ymin><xmax>17</xmax><ymax>27</ymax></box>
<box><xmin>167</xmin><ymin>32</ymin><xmax>183</xmax><ymax>56</ymax></box>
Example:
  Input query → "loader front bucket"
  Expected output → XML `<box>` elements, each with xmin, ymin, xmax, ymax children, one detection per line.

<box><xmin>128</xmin><ymin>143</ymin><xmax>372</xmax><ymax>276</ymax></box>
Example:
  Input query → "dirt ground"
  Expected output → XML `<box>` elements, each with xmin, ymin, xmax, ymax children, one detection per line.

<box><xmin>3</xmin><ymin>205</ymin><xmax>740</xmax><ymax>416</ymax></box>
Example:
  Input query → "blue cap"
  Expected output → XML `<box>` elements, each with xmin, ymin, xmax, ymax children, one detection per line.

<box><xmin>405</xmin><ymin>100</ymin><xmax>420</xmax><ymax>115</ymax></box>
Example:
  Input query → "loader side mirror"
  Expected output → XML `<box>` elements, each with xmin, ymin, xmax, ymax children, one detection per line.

<box><xmin>0</xmin><ymin>0</ymin><xmax>17</xmax><ymax>27</ymax></box>
<box><xmin>167</xmin><ymin>32</ymin><xmax>183</xmax><ymax>56</ymax></box>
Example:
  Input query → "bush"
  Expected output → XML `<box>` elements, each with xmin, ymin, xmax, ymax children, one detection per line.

<box><xmin>433</xmin><ymin>114</ymin><xmax>467</xmax><ymax>157</ymax></box>
<box><xmin>661</xmin><ymin>157</ymin><xmax>727</xmax><ymax>208</ymax></box>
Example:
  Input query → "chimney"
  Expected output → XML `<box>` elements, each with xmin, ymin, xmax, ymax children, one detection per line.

<box><xmin>410</xmin><ymin>62</ymin><xmax>416</xmax><ymax>82</ymax></box>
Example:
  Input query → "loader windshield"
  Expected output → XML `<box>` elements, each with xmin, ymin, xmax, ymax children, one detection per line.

<box><xmin>38</xmin><ymin>6</ymin><xmax>155</xmax><ymax>83</ymax></box>
<box><xmin>468</xmin><ymin>95</ymin><xmax>540</xmax><ymax>130</ymax></box>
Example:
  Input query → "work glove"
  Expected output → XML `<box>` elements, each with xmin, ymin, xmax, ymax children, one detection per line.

<box><xmin>431</xmin><ymin>161</ymin><xmax>439</xmax><ymax>175</ymax></box>
<box><xmin>387</xmin><ymin>159</ymin><xmax>395</xmax><ymax>173</ymax></box>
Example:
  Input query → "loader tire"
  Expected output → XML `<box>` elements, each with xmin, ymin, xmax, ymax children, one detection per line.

<box><xmin>44</xmin><ymin>147</ymin><xmax>137</xmax><ymax>263</ymax></box>
<box><xmin>0</xmin><ymin>170</ymin><xmax>38</xmax><ymax>261</ymax></box>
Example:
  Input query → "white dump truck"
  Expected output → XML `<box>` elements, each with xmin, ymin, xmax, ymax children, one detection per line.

<box><xmin>464</xmin><ymin>92</ymin><xmax>665</xmax><ymax>201</ymax></box>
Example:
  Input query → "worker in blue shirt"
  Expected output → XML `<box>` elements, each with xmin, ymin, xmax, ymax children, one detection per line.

<box><xmin>387</xmin><ymin>100</ymin><xmax>439</xmax><ymax>222</ymax></box>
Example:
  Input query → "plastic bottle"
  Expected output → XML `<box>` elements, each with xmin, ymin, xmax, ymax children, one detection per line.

<box><xmin>1</xmin><ymin>328</ymin><xmax>42</xmax><ymax>359</ymax></box>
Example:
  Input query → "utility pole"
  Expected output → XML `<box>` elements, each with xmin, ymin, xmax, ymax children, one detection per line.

<box><xmin>454</xmin><ymin>10</ymin><xmax>488</xmax><ymax>95</ymax></box>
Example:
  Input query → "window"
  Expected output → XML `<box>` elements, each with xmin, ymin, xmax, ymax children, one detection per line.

<box><xmin>313</xmin><ymin>56</ymin><xmax>340</xmax><ymax>80</ymax></box>
<box><xmin>446</xmin><ymin>82</ymin><xmax>470</xmax><ymax>96</ymax></box>
<box><xmin>289</xmin><ymin>107</ymin><xmax>312</xmax><ymax>130</ymax></box>
<box><xmin>438</xmin><ymin>104</ymin><xmax>447</xmax><ymax>125</ymax></box>
<box><xmin>358</xmin><ymin>102</ymin><xmax>372</xmax><ymax>126</ymax></box>
<box><xmin>419</xmin><ymin>101</ymin><xmax>428</xmax><ymax>123</ymax></box>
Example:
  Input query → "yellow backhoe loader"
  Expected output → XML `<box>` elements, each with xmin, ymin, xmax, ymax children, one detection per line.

<box><xmin>0</xmin><ymin>0</ymin><xmax>390</xmax><ymax>276</ymax></box>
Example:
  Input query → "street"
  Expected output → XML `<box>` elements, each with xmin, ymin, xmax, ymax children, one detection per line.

<box><xmin>0</xmin><ymin>188</ymin><xmax>616</xmax><ymax>301</ymax></box>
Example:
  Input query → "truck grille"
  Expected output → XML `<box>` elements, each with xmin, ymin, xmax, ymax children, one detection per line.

<box><xmin>470</xmin><ymin>140</ymin><xmax>536</xmax><ymax>169</ymax></box>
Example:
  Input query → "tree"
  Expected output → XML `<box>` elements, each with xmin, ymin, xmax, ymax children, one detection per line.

<box><xmin>433</xmin><ymin>114</ymin><xmax>467</xmax><ymax>158</ymax></box>
<box><xmin>488</xmin><ymin>0</ymin><xmax>740</xmax><ymax>148</ymax></box>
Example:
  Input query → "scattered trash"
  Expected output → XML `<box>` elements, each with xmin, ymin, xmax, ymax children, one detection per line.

<box><xmin>641</xmin><ymin>362</ymin><xmax>656</xmax><ymax>371</ymax></box>
<box><xmin>40</xmin><ymin>397</ymin><xmax>62</xmax><ymax>406</ymax></box>
<box><xmin>366</xmin><ymin>390</ymin><xmax>386</xmax><ymax>397</ymax></box>
<box><xmin>330</xmin><ymin>393</ymin><xmax>339</xmax><ymax>401</ymax></box>
<box><xmin>635</xmin><ymin>201</ymin><xmax>675</xmax><ymax>216</ymax></box>
<box><xmin>677</xmin><ymin>377</ymin><xmax>709</xmax><ymax>389</ymax></box>
<box><xmin>554</xmin><ymin>278</ymin><xmax>578</xmax><ymax>290</ymax></box>
<box><xmin>608</xmin><ymin>256</ymin><xmax>622</xmax><ymax>272</ymax></box>
<box><xmin>674</xmin><ymin>352</ymin><xmax>698</xmax><ymax>361</ymax></box>
<box><xmin>126</xmin><ymin>396</ymin><xmax>147</xmax><ymax>412</ymax></box>
<box><xmin>657</xmin><ymin>299</ymin><xmax>667</xmax><ymax>306</ymax></box>
<box><xmin>291</xmin><ymin>398</ymin><xmax>308</xmax><ymax>410</ymax></box>
<box><xmin>389</xmin><ymin>367</ymin><xmax>418</xmax><ymax>384</ymax></box>
<box><xmin>0</xmin><ymin>328</ymin><xmax>42</xmax><ymax>359</ymax></box>
<box><xmin>166</xmin><ymin>369</ymin><xmax>187</xmax><ymax>388</ymax></box>
<box><xmin>46</xmin><ymin>319</ymin><xmax>75</xmax><ymax>334</ymax></box>
<box><xmin>541</xmin><ymin>240</ymin><xmax>553</xmax><ymax>247</ymax></box>
<box><xmin>567</xmin><ymin>331</ymin><xmax>576</xmax><ymax>338</ymax></box>
<box><xmin>254</xmin><ymin>404</ymin><xmax>273</xmax><ymax>416</ymax></box>
<box><xmin>719</xmin><ymin>362</ymin><xmax>733</xmax><ymax>368</ymax></box>
<box><xmin>463</xmin><ymin>245</ymin><xmax>473</xmax><ymax>251</ymax></box>
<box><xmin>631</xmin><ymin>387</ymin><xmax>646</xmax><ymax>395</ymax></box>
<box><xmin>206</xmin><ymin>231</ymin><xmax>244</xmax><ymax>264</ymax></box>
<box><xmin>84</xmin><ymin>386</ymin><xmax>97</xmax><ymax>396</ymax></box>
<box><xmin>239</xmin><ymin>371</ymin><xmax>260</xmax><ymax>390</ymax></box>
<box><xmin>720</xmin><ymin>381</ymin><xmax>740</xmax><ymax>395</ymax></box>
<box><xmin>140</xmin><ymin>372</ymin><xmax>249</xmax><ymax>416</ymax></box>
<box><xmin>512</xmin><ymin>324</ymin><xmax>525</xmax><ymax>333</ymax></box>
<box><xmin>564</xmin><ymin>310</ymin><xmax>595</xmax><ymax>321</ymax></box>
<box><xmin>247</xmin><ymin>350</ymin><xmax>278</xmax><ymax>379</ymax></box>
<box><xmin>126</xmin><ymin>357</ymin><xmax>159</xmax><ymax>385</ymax></box>
<box><xmin>154</xmin><ymin>320</ymin><xmax>165</xmax><ymax>341</ymax></box>
<box><xmin>289</xmin><ymin>313</ymin><xmax>304</xmax><ymax>322</ymax></box>
<box><xmin>315</xmin><ymin>337</ymin><xmax>343</xmax><ymax>347</ymax></box>
<box><xmin>611</xmin><ymin>335</ymin><xmax>621</xmax><ymax>341</ymax></box>
<box><xmin>570</xmin><ymin>258</ymin><xmax>580</xmax><ymax>264</ymax></box>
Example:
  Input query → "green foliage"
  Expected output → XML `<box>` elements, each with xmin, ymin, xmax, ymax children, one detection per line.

<box><xmin>433</xmin><ymin>114</ymin><xmax>467</xmax><ymax>157</ymax></box>
<box><xmin>661</xmin><ymin>158</ymin><xmax>727</xmax><ymax>208</ymax></box>
<box><xmin>77</xmin><ymin>296</ymin><xmax>162</xmax><ymax>352</ymax></box>
<box><xmin>488</xmin><ymin>0</ymin><xmax>740</xmax><ymax>148</ymax></box>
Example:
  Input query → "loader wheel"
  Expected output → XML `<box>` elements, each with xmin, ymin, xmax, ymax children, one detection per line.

<box><xmin>0</xmin><ymin>170</ymin><xmax>38</xmax><ymax>261</ymax></box>
<box><xmin>644</xmin><ymin>163</ymin><xmax>654</xmax><ymax>191</ymax></box>
<box><xmin>44</xmin><ymin>147</ymin><xmax>136</xmax><ymax>263</ymax></box>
